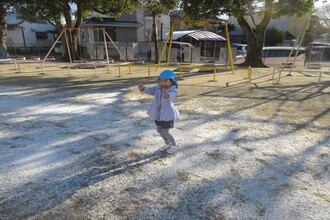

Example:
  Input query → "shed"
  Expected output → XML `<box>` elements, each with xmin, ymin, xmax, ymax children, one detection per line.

<box><xmin>167</xmin><ymin>30</ymin><xmax>227</xmax><ymax>59</ymax></box>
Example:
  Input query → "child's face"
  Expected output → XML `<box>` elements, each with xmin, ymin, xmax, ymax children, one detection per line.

<box><xmin>159</xmin><ymin>78</ymin><xmax>172</xmax><ymax>89</ymax></box>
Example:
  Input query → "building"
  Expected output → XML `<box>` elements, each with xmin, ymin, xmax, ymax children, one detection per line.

<box><xmin>82</xmin><ymin>9</ymin><xmax>171</xmax><ymax>43</ymax></box>
<box><xmin>6</xmin><ymin>13</ymin><xmax>56</xmax><ymax>54</ymax></box>
<box><xmin>78</xmin><ymin>9</ymin><xmax>171</xmax><ymax>60</ymax></box>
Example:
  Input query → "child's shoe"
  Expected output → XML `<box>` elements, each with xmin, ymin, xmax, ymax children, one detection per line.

<box><xmin>166</xmin><ymin>144</ymin><xmax>180</xmax><ymax>154</ymax></box>
<box><xmin>159</xmin><ymin>143</ymin><xmax>172</xmax><ymax>152</ymax></box>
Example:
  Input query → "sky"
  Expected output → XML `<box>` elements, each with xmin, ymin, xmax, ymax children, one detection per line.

<box><xmin>315</xmin><ymin>0</ymin><xmax>329</xmax><ymax>8</ymax></box>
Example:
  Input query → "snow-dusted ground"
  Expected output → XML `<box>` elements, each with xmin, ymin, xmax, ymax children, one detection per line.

<box><xmin>0</xmin><ymin>76</ymin><xmax>329</xmax><ymax>219</ymax></box>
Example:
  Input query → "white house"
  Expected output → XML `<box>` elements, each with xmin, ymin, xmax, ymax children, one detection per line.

<box><xmin>6</xmin><ymin>13</ymin><xmax>56</xmax><ymax>51</ymax></box>
<box><xmin>79</xmin><ymin>9</ymin><xmax>171</xmax><ymax>60</ymax></box>
<box><xmin>82</xmin><ymin>8</ymin><xmax>171</xmax><ymax>43</ymax></box>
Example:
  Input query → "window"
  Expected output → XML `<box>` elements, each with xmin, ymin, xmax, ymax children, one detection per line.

<box><xmin>7</xmin><ymin>26</ymin><xmax>15</xmax><ymax>31</ymax></box>
<box><xmin>36</xmin><ymin>32</ymin><xmax>48</xmax><ymax>39</ymax></box>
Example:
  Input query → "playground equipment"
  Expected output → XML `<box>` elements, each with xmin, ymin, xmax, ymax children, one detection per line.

<box><xmin>273</xmin><ymin>16</ymin><xmax>330</xmax><ymax>85</ymax></box>
<box><xmin>158</xmin><ymin>19</ymin><xmax>235</xmax><ymax>72</ymax></box>
<box><xmin>3</xmin><ymin>21</ymin><xmax>252</xmax><ymax>83</ymax></box>
<box><xmin>8</xmin><ymin>28</ymin><xmax>126</xmax><ymax>76</ymax></box>
<box><xmin>116</xmin><ymin>19</ymin><xmax>253</xmax><ymax>82</ymax></box>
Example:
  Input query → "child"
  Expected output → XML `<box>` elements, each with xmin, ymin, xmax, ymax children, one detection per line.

<box><xmin>137</xmin><ymin>70</ymin><xmax>180</xmax><ymax>154</ymax></box>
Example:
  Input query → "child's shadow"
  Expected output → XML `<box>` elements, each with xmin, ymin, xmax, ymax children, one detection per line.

<box><xmin>92</xmin><ymin>151</ymin><xmax>170</xmax><ymax>181</ymax></box>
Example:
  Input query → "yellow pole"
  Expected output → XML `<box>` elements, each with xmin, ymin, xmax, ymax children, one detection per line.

<box><xmin>180</xmin><ymin>68</ymin><xmax>182</xmax><ymax>80</ymax></box>
<box><xmin>166</xmin><ymin>23</ymin><xmax>175</xmax><ymax>65</ymax></box>
<box><xmin>213</xmin><ymin>67</ymin><xmax>217</xmax><ymax>81</ymax></box>
<box><xmin>157</xmin><ymin>25</ymin><xmax>173</xmax><ymax>70</ymax></box>
<box><xmin>225</xmin><ymin>22</ymin><xmax>235</xmax><ymax>74</ymax></box>
<box><xmin>148</xmin><ymin>66</ymin><xmax>150</xmax><ymax>78</ymax></box>
<box><xmin>118</xmin><ymin>65</ymin><xmax>121</xmax><ymax>77</ymax></box>
<box><xmin>248</xmin><ymin>66</ymin><xmax>252</xmax><ymax>82</ymax></box>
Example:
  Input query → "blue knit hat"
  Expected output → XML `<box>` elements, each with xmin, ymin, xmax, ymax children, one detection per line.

<box><xmin>157</xmin><ymin>70</ymin><xmax>178</xmax><ymax>88</ymax></box>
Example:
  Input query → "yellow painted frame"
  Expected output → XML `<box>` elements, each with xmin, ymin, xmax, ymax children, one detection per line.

<box><xmin>158</xmin><ymin>19</ymin><xmax>235</xmax><ymax>74</ymax></box>
<box><xmin>118</xmin><ymin>63</ymin><xmax>252</xmax><ymax>82</ymax></box>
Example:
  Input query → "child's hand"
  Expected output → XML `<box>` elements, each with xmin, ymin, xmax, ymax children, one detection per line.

<box><xmin>138</xmin><ymin>84</ymin><xmax>145</xmax><ymax>91</ymax></box>
<box><xmin>162</xmin><ymin>88</ymin><xmax>169</xmax><ymax>98</ymax></box>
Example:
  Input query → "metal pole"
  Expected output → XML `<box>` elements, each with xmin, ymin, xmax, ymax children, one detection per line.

<box><xmin>213</xmin><ymin>67</ymin><xmax>216</xmax><ymax>81</ymax></box>
<box><xmin>180</xmin><ymin>67</ymin><xmax>182</xmax><ymax>80</ymax></box>
<box><xmin>157</xmin><ymin>24</ymin><xmax>172</xmax><ymax>70</ymax></box>
<box><xmin>104</xmin><ymin>31</ymin><xmax>127</xmax><ymax>62</ymax></box>
<box><xmin>287</xmin><ymin>16</ymin><xmax>311</xmax><ymax>75</ymax></box>
<box><xmin>64</xmin><ymin>29</ymin><xmax>73</xmax><ymax>63</ymax></box>
<box><xmin>166</xmin><ymin>23</ymin><xmax>175</xmax><ymax>65</ymax></box>
<box><xmin>277</xmin><ymin>69</ymin><xmax>282</xmax><ymax>84</ymax></box>
<box><xmin>317</xmin><ymin>72</ymin><xmax>323</xmax><ymax>86</ymax></box>
<box><xmin>103</xmin><ymin>28</ymin><xmax>111</xmax><ymax>73</ymax></box>
<box><xmin>94</xmin><ymin>63</ymin><xmax>98</xmax><ymax>77</ymax></box>
<box><xmin>42</xmin><ymin>29</ymin><xmax>65</xmax><ymax>62</ymax></box>
<box><xmin>225</xmin><ymin>22</ymin><xmax>235</xmax><ymax>74</ymax></box>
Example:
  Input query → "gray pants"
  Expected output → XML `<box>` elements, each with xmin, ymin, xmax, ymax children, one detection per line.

<box><xmin>157</xmin><ymin>126</ymin><xmax>177</xmax><ymax>145</ymax></box>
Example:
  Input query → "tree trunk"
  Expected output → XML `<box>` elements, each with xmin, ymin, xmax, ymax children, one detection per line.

<box><xmin>236</xmin><ymin>16</ymin><xmax>267</xmax><ymax>67</ymax></box>
<box><xmin>61</xmin><ymin>2</ymin><xmax>79</xmax><ymax>61</ymax></box>
<box><xmin>152</xmin><ymin>14</ymin><xmax>159</xmax><ymax>63</ymax></box>
<box><xmin>0</xmin><ymin>5</ymin><xmax>8</xmax><ymax>57</ymax></box>
<box><xmin>236</xmin><ymin>0</ymin><xmax>273</xmax><ymax>67</ymax></box>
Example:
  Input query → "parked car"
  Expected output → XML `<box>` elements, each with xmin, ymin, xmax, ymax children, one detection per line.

<box><xmin>308</xmin><ymin>41</ymin><xmax>330</xmax><ymax>60</ymax></box>
<box><xmin>54</xmin><ymin>41</ymin><xmax>62</xmax><ymax>54</ymax></box>
<box><xmin>234</xmin><ymin>46</ymin><xmax>306</xmax><ymax>66</ymax></box>
<box><xmin>262</xmin><ymin>46</ymin><xmax>306</xmax><ymax>67</ymax></box>
<box><xmin>167</xmin><ymin>41</ymin><xmax>193</xmax><ymax>62</ymax></box>
<box><xmin>232</xmin><ymin>43</ymin><xmax>248</xmax><ymax>55</ymax></box>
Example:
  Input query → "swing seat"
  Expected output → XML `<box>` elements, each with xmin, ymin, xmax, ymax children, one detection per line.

<box><xmin>281</xmin><ymin>62</ymin><xmax>294</xmax><ymax>68</ymax></box>
<box><xmin>307</xmin><ymin>63</ymin><xmax>322</xmax><ymax>69</ymax></box>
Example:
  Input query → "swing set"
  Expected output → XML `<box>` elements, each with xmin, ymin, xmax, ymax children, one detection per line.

<box><xmin>12</xmin><ymin>28</ymin><xmax>126</xmax><ymax>76</ymax></box>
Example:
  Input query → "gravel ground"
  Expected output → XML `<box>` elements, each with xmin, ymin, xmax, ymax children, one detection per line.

<box><xmin>0</xmin><ymin>62</ymin><xmax>329</xmax><ymax>219</ymax></box>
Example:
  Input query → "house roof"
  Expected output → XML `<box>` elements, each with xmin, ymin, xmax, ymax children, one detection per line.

<box><xmin>6</xmin><ymin>13</ymin><xmax>23</xmax><ymax>26</ymax></box>
<box><xmin>188</xmin><ymin>30</ymin><xmax>226</xmax><ymax>41</ymax></box>
<box><xmin>170</xmin><ymin>30</ymin><xmax>226</xmax><ymax>41</ymax></box>
<box><xmin>83</xmin><ymin>17</ymin><xmax>142</xmax><ymax>28</ymax></box>
<box><xmin>171</xmin><ymin>30</ymin><xmax>198</xmax><ymax>40</ymax></box>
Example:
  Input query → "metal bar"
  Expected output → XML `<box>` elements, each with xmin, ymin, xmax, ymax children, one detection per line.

<box><xmin>180</xmin><ymin>67</ymin><xmax>182</xmax><ymax>80</ymax></box>
<box><xmin>157</xmin><ymin>26</ymin><xmax>171</xmax><ymax>70</ymax></box>
<box><xmin>248</xmin><ymin>66</ymin><xmax>252</xmax><ymax>83</ymax></box>
<box><xmin>42</xmin><ymin>29</ymin><xmax>65</xmax><ymax>62</ymax></box>
<box><xmin>213</xmin><ymin>68</ymin><xmax>216</xmax><ymax>81</ymax></box>
<box><xmin>103</xmin><ymin>28</ymin><xmax>111</xmax><ymax>73</ymax></box>
<box><xmin>94</xmin><ymin>63</ymin><xmax>98</xmax><ymax>77</ymax></box>
<box><xmin>166</xmin><ymin>23</ymin><xmax>175</xmax><ymax>65</ymax></box>
<box><xmin>64</xmin><ymin>29</ymin><xmax>73</xmax><ymax>64</ymax></box>
<box><xmin>104</xmin><ymin>31</ymin><xmax>127</xmax><ymax>62</ymax></box>
<box><xmin>225</xmin><ymin>22</ymin><xmax>235</xmax><ymax>74</ymax></box>
<box><xmin>318</xmin><ymin>72</ymin><xmax>323</xmax><ymax>86</ymax></box>
<box><xmin>277</xmin><ymin>69</ymin><xmax>282</xmax><ymax>84</ymax></box>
